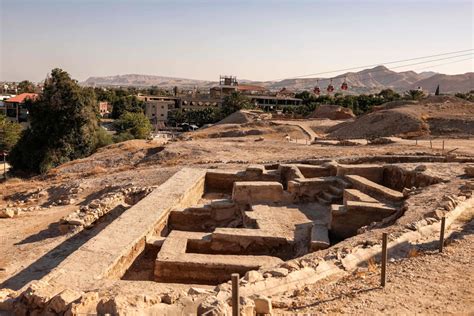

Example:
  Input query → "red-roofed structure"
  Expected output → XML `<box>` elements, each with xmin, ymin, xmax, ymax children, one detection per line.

<box><xmin>236</xmin><ymin>84</ymin><xmax>267</xmax><ymax>92</ymax></box>
<box><xmin>4</xmin><ymin>93</ymin><xmax>39</xmax><ymax>122</ymax></box>
<box><xmin>4</xmin><ymin>93</ymin><xmax>38</xmax><ymax>104</ymax></box>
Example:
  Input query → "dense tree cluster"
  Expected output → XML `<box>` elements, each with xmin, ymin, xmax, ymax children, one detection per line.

<box><xmin>8</xmin><ymin>69</ymin><xmax>102</xmax><ymax>173</ymax></box>
<box><xmin>293</xmin><ymin>89</ymin><xmax>403</xmax><ymax>116</ymax></box>
<box><xmin>221</xmin><ymin>92</ymin><xmax>253</xmax><ymax>117</ymax></box>
<box><xmin>17</xmin><ymin>80</ymin><xmax>36</xmax><ymax>93</ymax></box>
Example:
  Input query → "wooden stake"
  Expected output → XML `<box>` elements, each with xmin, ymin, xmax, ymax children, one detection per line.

<box><xmin>415</xmin><ymin>139</ymin><xmax>418</xmax><ymax>146</ymax></box>
<box><xmin>430</xmin><ymin>139</ymin><xmax>432</xmax><ymax>149</ymax></box>
<box><xmin>439</xmin><ymin>217</ymin><xmax>446</xmax><ymax>253</ymax></box>
<box><xmin>231</xmin><ymin>273</ymin><xmax>240</xmax><ymax>316</ymax></box>
<box><xmin>442</xmin><ymin>140</ymin><xmax>445</xmax><ymax>154</ymax></box>
<box><xmin>381</xmin><ymin>233</ymin><xmax>388</xmax><ymax>287</ymax></box>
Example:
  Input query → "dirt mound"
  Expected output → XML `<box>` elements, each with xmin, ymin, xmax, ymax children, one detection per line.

<box><xmin>52</xmin><ymin>139</ymin><xmax>166</xmax><ymax>174</ymax></box>
<box><xmin>215</xmin><ymin>110</ymin><xmax>271</xmax><ymax>125</ymax></box>
<box><xmin>191</xmin><ymin>121</ymin><xmax>307</xmax><ymax>140</ymax></box>
<box><xmin>308</xmin><ymin>105</ymin><xmax>355</xmax><ymax>120</ymax></box>
<box><xmin>328</xmin><ymin>96</ymin><xmax>474</xmax><ymax>139</ymax></box>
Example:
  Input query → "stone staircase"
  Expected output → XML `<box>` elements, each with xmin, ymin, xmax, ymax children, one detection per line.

<box><xmin>316</xmin><ymin>177</ymin><xmax>351</xmax><ymax>205</ymax></box>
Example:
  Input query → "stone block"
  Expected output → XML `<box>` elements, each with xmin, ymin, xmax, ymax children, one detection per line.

<box><xmin>343</xmin><ymin>188</ymin><xmax>379</xmax><ymax>205</ymax></box>
<box><xmin>232</xmin><ymin>181</ymin><xmax>285</xmax><ymax>204</ymax></box>
<box><xmin>244</xmin><ymin>270</ymin><xmax>263</xmax><ymax>283</ymax></box>
<box><xmin>310</xmin><ymin>223</ymin><xmax>330</xmax><ymax>251</ymax></box>
<box><xmin>268</xmin><ymin>268</ymin><xmax>289</xmax><ymax>277</ymax></box>
<box><xmin>465</xmin><ymin>165</ymin><xmax>474</xmax><ymax>177</ymax></box>
<box><xmin>346</xmin><ymin>174</ymin><xmax>404</xmax><ymax>202</ymax></box>
<box><xmin>252</xmin><ymin>295</ymin><xmax>272</xmax><ymax>315</ymax></box>
<box><xmin>0</xmin><ymin>208</ymin><xmax>15</xmax><ymax>218</ymax></box>
<box><xmin>337</xmin><ymin>164</ymin><xmax>384</xmax><ymax>183</ymax></box>
<box><xmin>48</xmin><ymin>289</ymin><xmax>82</xmax><ymax>313</ymax></box>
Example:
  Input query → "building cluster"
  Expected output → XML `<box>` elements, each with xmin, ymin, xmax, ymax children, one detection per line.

<box><xmin>140</xmin><ymin>76</ymin><xmax>302</xmax><ymax>128</ymax></box>
<box><xmin>1</xmin><ymin>76</ymin><xmax>303</xmax><ymax>130</ymax></box>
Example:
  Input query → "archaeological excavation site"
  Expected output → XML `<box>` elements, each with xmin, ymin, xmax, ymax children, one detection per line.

<box><xmin>2</xmin><ymin>152</ymin><xmax>473</xmax><ymax>315</ymax></box>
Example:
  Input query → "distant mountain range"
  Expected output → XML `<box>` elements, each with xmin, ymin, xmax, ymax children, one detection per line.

<box><xmin>82</xmin><ymin>66</ymin><xmax>473</xmax><ymax>94</ymax></box>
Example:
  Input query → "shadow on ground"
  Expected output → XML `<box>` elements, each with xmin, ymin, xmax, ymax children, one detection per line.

<box><xmin>1</xmin><ymin>205</ymin><xmax>128</xmax><ymax>291</ymax></box>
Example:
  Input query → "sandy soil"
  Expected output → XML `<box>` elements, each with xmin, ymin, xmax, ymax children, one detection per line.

<box><xmin>274</xmin><ymin>216</ymin><xmax>474</xmax><ymax>314</ymax></box>
<box><xmin>329</xmin><ymin>96</ymin><xmax>474</xmax><ymax>139</ymax></box>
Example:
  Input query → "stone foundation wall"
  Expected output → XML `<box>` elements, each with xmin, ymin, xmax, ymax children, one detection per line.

<box><xmin>382</xmin><ymin>165</ymin><xmax>443</xmax><ymax>191</ymax></box>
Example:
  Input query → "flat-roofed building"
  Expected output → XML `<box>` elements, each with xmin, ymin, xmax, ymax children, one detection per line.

<box><xmin>98</xmin><ymin>101</ymin><xmax>111</xmax><ymax>117</ymax></box>
<box><xmin>141</xmin><ymin>96</ymin><xmax>179</xmax><ymax>129</ymax></box>
<box><xmin>250</xmin><ymin>95</ymin><xmax>302</xmax><ymax>109</ymax></box>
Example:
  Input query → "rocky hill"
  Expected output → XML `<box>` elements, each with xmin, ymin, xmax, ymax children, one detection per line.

<box><xmin>82</xmin><ymin>74</ymin><xmax>216</xmax><ymax>88</ymax></box>
<box><xmin>82</xmin><ymin>67</ymin><xmax>473</xmax><ymax>93</ymax></box>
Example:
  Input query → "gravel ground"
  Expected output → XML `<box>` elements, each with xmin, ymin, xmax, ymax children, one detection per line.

<box><xmin>274</xmin><ymin>218</ymin><xmax>474</xmax><ymax>314</ymax></box>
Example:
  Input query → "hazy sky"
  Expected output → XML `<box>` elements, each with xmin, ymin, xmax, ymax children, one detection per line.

<box><xmin>1</xmin><ymin>0</ymin><xmax>473</xmax><ymax>82</ymax></box>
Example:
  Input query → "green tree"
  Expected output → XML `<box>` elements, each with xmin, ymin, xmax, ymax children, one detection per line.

<box><xmin>454</xmin><ymin>91</ymin><xmax>474</xmax><ymax>102</ymax></box>
<box><xmin>8</xmin><ymin>68</ymin><xmax>100</xmax><ymax>173</ymax></box>
<box><xmin>404</xmin><ymin>89</ymin><xmax>425</xmax><ymax>100</ymax></box>
<box><xmin>111</xmin><ymin>95</ymin><xmax>144</xmax><ymax>119</ymax></box>
<box><xmin>0</xmin><ymin>114</ymin><xmax>22</xmax><ymax>151</ymax></box>
<box><xmin>221</xmin><ymin>92</ymin><xmax>253</xmax><ymax>116</ymax></box>
<box><xmin>378</xmin><ymin>88</ymin><xmax>400</xmax><ymax>101</ymax></box>
<box><xmin>17</xmin><ymin>80</ymin><xmax>36</xmax><ymax>93</ymax></box>
<box><xmin>114</xmin><ymin>111</ymin><xmax>151</xmax><ymax>139</ymax></box>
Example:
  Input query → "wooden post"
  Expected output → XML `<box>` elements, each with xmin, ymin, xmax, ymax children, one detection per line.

<box><xmin>430</xmin><ymin>139</ymin><xmax>432</xmax><ymax>149</ymax></box>
<box><xmin>439</xmin><ymin>217</ymin><xmax>446</xmax><ymax>253</ymax></box>
<box><xmin>415</xmin><ymin>139</ymin><xmax>418</xmax><ymax>146</ymax></box>
<box><xmin>2</xmin><ymin>152</ymin><xmax>5</xmax><ymax>179</ymax></box>
<box><xmin>442</xmin><ymin>140</ymin><xmax>445</xmax><ymax>154</ymax></box>
<box><xmin>381</xmin><ymin>233</ymin><xmax>388</xmax><ymax>287</ymax></box>
<box><xmin>231</xmin><ymin>273</ymin><xmax>239</xmax><ymax>316</ymax></box>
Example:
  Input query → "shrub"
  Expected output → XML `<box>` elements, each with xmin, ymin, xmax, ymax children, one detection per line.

<box><xmin>95</xmin><ymin>128</ymin><xmax>113</xmax><ymax>148</ymax></box>
<box><xmin>0</xmin><ymin>114</ymin><xmax>22</xmax><ymax>151</ymax></box>
<box><xmin>114</xmin><ymin>111</ymin><xmax>152</xmax><ymax>139</ymax></box>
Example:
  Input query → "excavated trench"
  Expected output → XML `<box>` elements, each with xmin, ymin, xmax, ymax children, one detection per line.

<box><xmin>121</xmin><ymin>161</ymin><xmax>443</xmax><ymax>285</ymax></box>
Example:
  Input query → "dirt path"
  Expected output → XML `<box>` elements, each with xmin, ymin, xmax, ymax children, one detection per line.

<box><xmin>272</xmin><ymin>120</ymin><xmax>318</xmax><ymax>141</ymax></box>
<box><xmin>274</xmin><ymin>218</ymin><xmax>474</xmax><ymax>314</ymax></box>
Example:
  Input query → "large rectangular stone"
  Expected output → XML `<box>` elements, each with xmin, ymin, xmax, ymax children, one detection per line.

<box><xmin>343</xmin><ymin>188</ymin><xmax>379</xmax><ymax>205</ymax></box>
<box><xmin>336</xmin><ymin>164</ymin><xmax>384</xmax><ymax>183</ymax></box>
<box><xmin>232</xmin><ymin>181</ymin><xmax>285</xmax><ymax>204</ymax></box>
<box><xmin>310</xmin><ymin>223</ymin><xmax>330</xmax><ymax>251</ymax></box>
<box><xmin>345</xmin><ymin>175</ymin><xmax>404</xmax><ymax>202</ymax></box>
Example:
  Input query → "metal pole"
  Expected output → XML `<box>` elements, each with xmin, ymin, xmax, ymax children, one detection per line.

<box><xmin>381</xmin><ymin>233</ymin><xmax>388</xmax><ymax>287</ymax></box>
<box><xmin>439</xmin><ymin>217</ymin><xmax>446</xmax><ymax>253</ymax></box>
<box><xmin>231</xmin><ymin>273</ymin><xmax>239</xmax><ymax>316</ymax></box>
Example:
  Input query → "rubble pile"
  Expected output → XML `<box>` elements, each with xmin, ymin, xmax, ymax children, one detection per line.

<box><xmin>59</xmin><ymin>186</ymin><xmax>155</xmax><ymax>232</ymax></box>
